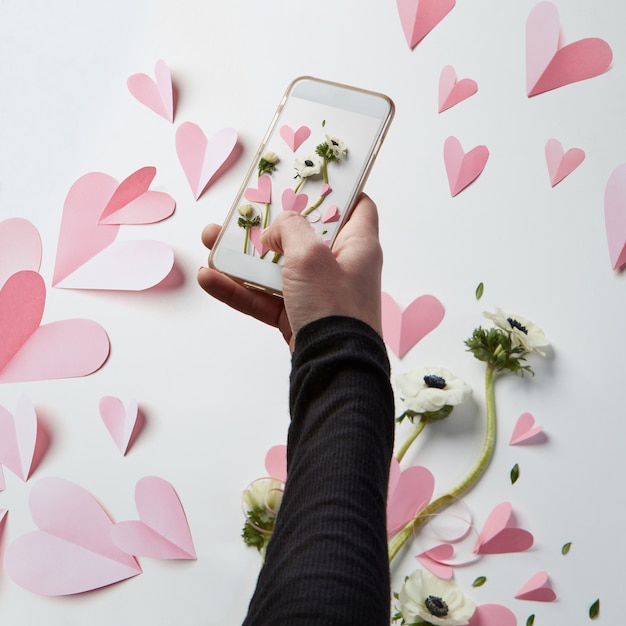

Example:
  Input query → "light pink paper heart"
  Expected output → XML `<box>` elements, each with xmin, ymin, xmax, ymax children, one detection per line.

<box><xmin>387</xmin><ymin>460</ymin><xmax>434</xmax><ymax>536</ymax></box>
<box><xmin>509</xmin><ymin>412</ymin><xmax>544</xmax><ymax>445</ymax></box>
<box><xmin>249</xmin><ymin>227</ymin><xmax>270</xmax><ymax>257</ymax></box>
<box><xmin>438</xmin><ymin>65</ymin><xmax>478</xmax><ymax>113</ymax></box>
<box><xmin>175</xmin><ymin>123</ymin><xmax>238</xmax><ymax>200</ymax></box>
<box><xmin>98</xmin><ymin>166</ymin><xmax>175</xmax><ymax>224</ymax></box>
<box><xmin>444</xmin><ymin>136</ymin><xmax>489</xmax><ymax>197</ymax></box>
<box><xmin>604</xmin><ymin>163</ymin><xmax>626</xmax><ymax>269</ymax></box>
<box><xmin>265</xmin><ymin>445</ymin><xmax>287</xmax><ymax>482</ymax></box>
<box><xmin>280</xmin><ymin>125</ymin><xmax>311</xmax><ymax>151</ymax></box>
<box><xmin>526</xmin><ymin>2</ymin><xmax>613</xmax><ymax>97</ymax></box>
<box><xmin>396</xmin><ymin>0</ymin><xmax>456</xmax><ymax>49</ymax></box>
<box><xmin>515</xmin><ymin>570</ymin><xmax>557</xmax><ymax>602</ymax></box>
<box><xmin>99</xmin><ymin>396</ymin><xmax>139</xmax><ymax>455</ymax></box>
<box><xmin>322</xmin><ymin>205</ymin><xmax>340</xmax><ymax>223</ymax></box>
<box><xmin>245</xmin><ymin>174</ymin><xmax>272</xmax><ymax>204</ymax></box>
<box><xmin>282</xmin><ymin>188</ymin><xmax>309</xmax><ymax>213</ymax></box>
<box><xmin>111</xmin><ymin>476</ymin><xmax>196</xmax><ymax>560</ymax></box>
<box><xmin>320</xmin><ymin>184</ymin><xmax>332</xmax><ymax>197</ymax></box>
<box><xmin>4</xmin><ymin>477</ymin><xmax>141</xmax><ymax>595</ymax></box>
<box><xmin>416</xmin><ymin>544</ymin><xmax>454</xmax><ymax>579</ymax></box>
<box><xmin>0</xmin><ymin>395</ymin><xmax>37</xmax><ymax>481</ymax></box>
<box><xmin>473</xmin><ymin>501</ymin><xmax>533</xmax><ymax>555</ymax></box>
<box><xmin>52</xmin><ymin>172</ymin><xmax>174</xmax><ymax>290</ymax></box>
<box><xmin>381</xmin><ymin>292</ymin><xmax>445</xmax><ymax>358</ymax></box>
<box><xmin>127</xmin><ymin>59</ymin><xmax>174</xmax><ymax>122</ymax></box>
<box><xmin>545</xmin><ymin>138</ymin><xmax>585</xmax><ymax>187</ymax></box>
<box><xmin>0</xmin><ymin>218</ymin><xmax>42</xmax><ymax>287</ymax></box>
<box><xmin>0</xmin><ymin>271</ymin><xmax>109</xmax><ymax>383</ymax></box>
<box><xmin>468</xmin><ymin>604</ymin><xmax>517</xmax><ymax>626</ymax></box>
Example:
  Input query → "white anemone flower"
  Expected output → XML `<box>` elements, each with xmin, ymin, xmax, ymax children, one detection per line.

<box><xmin>242</xmin><ymin>478</ymin><xmax>284</xmax><ymax>515</ymax></box>
<box><xmin>294</xmin><ymin>154</ymin><xmax>323</xmax><ymax>178</ymax></box>
<box><xmin>483</xmin><ymin>307</ymin><xmax>549</xmax><ymax>356</ymax></box>
<box><xmin>398</xmin><ymin>569</ymin><xmax>476</xmax><ymax>626</ymax></box>
<box><xmin>261</xmin><ymin>150</ymin><xmax>279</xmax><ymax>164</ymax></box>
<box><xmin>395</xmin><ymin>366</ymin><xmax>471</xmax><ymax>414</ymax></box>
<box><xmin>325</xmin><ymin>134</ymin><xmax>347</xmax><ymax>159</ymax></box>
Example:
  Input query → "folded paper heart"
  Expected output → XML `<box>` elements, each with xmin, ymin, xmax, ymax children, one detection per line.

<box><xmin>322</xmin><ymin>205</ymin><xmax>340</xmax><ymax>223</ymax></box>
<box><xmin>515</xmin><ymin>570</ymin><xmax>557</xmax><ymax>601</ymax></box>
<box><xmin>280</xmin><ymin>124</ymin><xmax>311</xmax><ymax>151</ymax></box>
<box><xmin>244</xmin><ymin>174</ymin><xmax>272</xmax><ymax>204</ymax></box>
<box><xmin>282</xmin><ymin>188</ymin><xmax>309</xmax><ymax>213</ymax></box>
<box><xmin>387</xmin><ymin>463</ymin><xmax>434</xmax><ymax>536</ymax></box>
<box><xmin>526</xmin><ymin>1</ymin><xmax>613</xmax><ymax>97</ymax></box>
<box><xmin>604</xmin><ymin>163</ymin><xmax>626</xmax><ymax>270</ymax></box>
<box><xmin>99</xmin><ymin>396</ymin><xmax>140</xmax><ymax>455</ymax></box>
<box><xmin>438</xmin><ymin>66</ymin><xmax>478</xmax><ymax>113</ymax></box>
<box><xmin>4</xmin><ymin>477</ymin><xmax>142</xmax><ymax>595</ymax></box>
<box><xmin>0</xmin><ymin>271</ymin><xmax>109</xmax><ymax>383</ymax></box>
<box><xmin>249</xmin><ymin>227</ymin><xmax>270</xmax><ymax>257</ymax></box>
<box><xmin>111</xmin><ymin>476</ymin><xmax>196</xmax><ymax>560</ymax></box>
<box><xmin>444</xmin><ymin>136</ymin><xmax>489</xmax><ymax>197</ymax></box>
<box><xmin>473</xmin><ymin>501</ymin><xmax>533</xmax><ymax>554</ymax></box>
<box><xmin>396</xmin><ymin>0</ymin><xmax>456</xmax><ymax>49</ymax></box>
<box><xmin>509</xmin><ymin>411</ymin><xmax>544</xmax><ymax>445</ymax></box>
<box><xmin>265</xmin><ymin>445</ymin><xmax>287</xmax><ymax>482</ymax></box>
<box><xmin>0</xmin><ymin>218</ymin><xmax>42</xmax><ymax>288</ymax></box>
<box><xmin>52</xmin><ymin>172</ymin><xmax>174</xmax><ymax>290</ymax></box>
<box><xmin>127</xmin><ymin>59</ymin><xmax>174</xmax><ymax>123</ymax></box>
<box><xmin>545</xmin><ymin>138</ymin><xmax>585</xmax><ymax>187</ymax></box>
<box><xmin>0</xmin><ymin>395</ymin><xmax>37</xmax><ymax>481</ymax></box>
<box><xmin>415</xmin><ymin>544</ymin><xmax>454</xmax><ymax>579</ymax></box>
<box><xmin>468</xmin><ymin>604</ymin><xmax>517</xmax><ymax>626</ymax></box>
<box><xmin>381</xmin><ymin>292</ymin><xmax>445</xmax><ymax>359</ymax></box>
<box><xmin>176</xmin><ymin>123</ymin><xmax>238</xmax><ymax>200</ymax></box>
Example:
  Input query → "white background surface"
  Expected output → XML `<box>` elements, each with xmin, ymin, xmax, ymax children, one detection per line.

<box><xmin>0</xmin><ymin>0</ymin><xmax>624</xmax><ymax>624</ymax></box>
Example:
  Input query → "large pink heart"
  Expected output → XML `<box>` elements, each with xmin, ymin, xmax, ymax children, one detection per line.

<box><xmin>111</xmin><ymin>476</ymin><xmax>196</xmax><ymax>560</ymax></box>
<box><xmin>0</xmin><ymin>218</ymin><xmax>42</xmax><ymax>287</ymax></box>
<box><xmin>280</xmin><ymin>125</ymin><xmax>311</xmax><ymax>151</ymax></box>
<box><xmin>381</xmin><ymin>292</ymin><xmax>444</xmax><ymax>358</ymax></box>
<box><xmin>444</xmin><ymin>136</ymin><xmax>489</xmax><ymax>197</ymax></box>
<box><xmin>545</xmin><ymin>138</ymin><xmax>585</xmax><ymax>187</ymax></box>
<box><xmin>0</xmin><ymin>395</ymin><xmax>37</xmax><ymax>481</ymax></box>
<box><xmin>4</xmin><ymin>477</ymin><xmax>142</xmax><ymax>595</ymax></box>
<box><xmin>473</xmin><ymin>501</ymin><xmax>534</xmax><ymax>555</ymax></box>
<box><xmin>245</xmin><ymin>174</ymin><xmax>272</xmax><ymax>204</ymax></box>
<box><xmin>127</xmin><ymin>59</ymin><xmax>174</xmax><ymax>122</ymax></box>
<box><xmin>438</xmin><ymin>65</ymin><xmax>478</xmax><ymax>113</ymax></box>
<box><xmin>526</xmin><ymin>2</ymin><xmax>612</xmax><ymax>97</ymax></box>
<box><xmin>396</xmin><ymin>0</ymin><xmax>455</xmax><ymax>49</ymax></box>
<box><xmin>604</xmin><ymin>163</ymin><xmax>626</xmax><ymax>269</ymax></box>
<box><xmin>282</xmin><ymin>188</ymin><xmax>309</xmax><ymax>213</ymax></box>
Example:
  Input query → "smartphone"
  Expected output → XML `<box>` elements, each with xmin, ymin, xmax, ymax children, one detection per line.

<box><xmin>209</xmin><ymin>76</ymin><xmax>395</xmax><ymax>295</ymax></box>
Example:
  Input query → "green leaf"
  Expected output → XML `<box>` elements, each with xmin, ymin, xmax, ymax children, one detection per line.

<box><xmin>526</xmin><ymin>615</ymin><xmax>535</xmax><ymax>626</ymax></box>
<box><xmin>589</xmin><ymin>598</ymin><xmax>600</xmax><ymax>619</ymax></box>
<box><xmin>561</xmin><ymin>541</ymin><xmax>572</xmax><ymax>555</ymax></box>
<box><xmin>472</xmin><ymin>576</ymin><xmax>487</xmax><ymax>587</ymax></box>
<box><xmin>510</xmin><ymin>463</ymin><xmax>520</xmax><ymax>484</ymax></box>
<box><xmin>322</xmin><ymin>119</ymin><xmax>326</xmax><ymax>127</ymax></box>
<box><xmin>475</xmin><ymin>282</ymin><xmax>484</xmax><ymax>300</ymax></box>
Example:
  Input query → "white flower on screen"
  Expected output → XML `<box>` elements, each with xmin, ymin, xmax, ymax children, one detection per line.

<box><xmin>294</xmin><ymin>154</ymin><xmax>323</xmax><ymax>178</ymax></box>
<box><xmin>483</xmin><ymin>307</ymin><xmax>549</xmax><ymax>356</ymax></box>
<box><xmin>324</xmin><ymin>134</ymin><xmax>347</xmax><ymax>159</ymax></box>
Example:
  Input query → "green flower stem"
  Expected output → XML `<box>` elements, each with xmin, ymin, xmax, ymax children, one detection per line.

<box><xmin>263</xmin><ymin>202</ymin><xmax>270</xmax><ymax>229</ymax></box>
<box><xmin>395</xmin><ymin>417</ymin><xmax>427</xmax><ymax>463</ymax></box>
<box><xmin>388</xmin><ymin>364</ymin><xmax>497</xmax><ymax>563</ymax></box>
<box><xmin>302</xmin><ymin>195</ymin><xmax>324</xmax><ymax>216</ymax></box>
<box><xmin>322</xmin><ymin>159</ymin><xmax>329</xmax><ymax>184</ymax></box>
<box><xmin>243</xmin><ymin>226</ymin><xmax>250</xmax><ymax>254</ymax></box>
<box><xmin>294</xmin><ymin>178</ymin><xmax>305</xmax><ymax>193</ymax></box>
<box><xmin>271</xmin><ymin>252</ymin><xmax>281</xmax><ymax>264</ymax></box>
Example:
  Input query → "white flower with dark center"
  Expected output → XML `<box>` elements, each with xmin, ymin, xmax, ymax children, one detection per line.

<box><xmin>395</xmin><ymin>366</ymin><xmax>471</xmax><ymax>414</ymax></box>
<box><xmin>325</xmin><ymin>134</ymin><xmax>347</xmax><ymax>159</ymax></box>
<box><xmin>398</xmin><ymin>569</ymin><xmax>476</xmax><ymax>626</ymax></box>
<box><xmin>483</xmin><ymin>307</ymin><xmax>549</xmax><ymax>356</ymax></box>
<box><xmin>294</xmin><ymin>154</ymin><xmax>323</xmax><ymax>178</ymax></box>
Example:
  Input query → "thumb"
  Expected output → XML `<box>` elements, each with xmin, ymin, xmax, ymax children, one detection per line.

<box><xmin>260</xmin><ymin>211</ymin><xmax>322</xmax><ymax>257</ymax></box>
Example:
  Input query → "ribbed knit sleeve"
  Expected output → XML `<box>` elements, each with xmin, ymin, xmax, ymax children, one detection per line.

<box><xmin>243</xmin><ymin>316</ymin><xmax>395</xmax><ymax>625</ymax></box>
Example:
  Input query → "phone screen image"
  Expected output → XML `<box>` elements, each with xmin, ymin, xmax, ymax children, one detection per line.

<box><xmin>210</xmin><ymin>77</ymin><xmax>394</xmax><ymax>294</ymax></box>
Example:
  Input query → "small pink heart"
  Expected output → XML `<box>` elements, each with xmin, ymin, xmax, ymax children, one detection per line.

<box><xmin>322</xmin><ymin>205</ymin><xmax>340</xmax><ymax>223</ymax></box>
<box><xmin>0</xmin><ymin>218</ymin><xmax>42</xmax><ymax>287</ymax></box>
<box><xmin>416</xmin><ymin>544</ymin><xmax>454</xmax><ymax>579</ymax></box>
<box><xmin>99</xmin><ymin>396</ymin><xmax>140</xmax><ymax>455</ymax></box>
<box><xmin>4</xmin><ymin>477</ymin><xmax>141</xmax><ymax>595</ymax></box>
<box><xmin>127</xmin><ymin>59</ymin><xmax>174</xmax><ymax>122</ymax></box>
<box><xmin>526</xmin><ymin>2</ymin><xmax>613</xmax><ymax>97</ymax></box>
<box><xmin>0</xmin><ymin>395</ymin><xmax>38</xmax><ymax>481</ymax></box>
<box><xmin>381</xmin><ymin>292</ymin><xmax>445</xmax><ymax>358</ymax></box>
<box><xmin>605</xmin><ymin>163</ymin><xmax>626</xmax><ymax>269</ymax></box>
<box><xmin>175</xmin><ymin>123</ymin><xmax>238</xmax><ymax>200</ymax></box>
<box><xmin>509</xmin><ymin>411</ymin><xmax>544</xmax><ymax>445</ymax></box>
<box><xmin>282</xmin><ymin>188</ymin><xmax>309</xmax><ymax>213</ymax></box>
<box><xmin>545</xmin><ymin>138</ymin><xmax>585</xmax><ymax>187</ymax></box>
<box><xmin>396</xmin><ymin>0</ymin><xmax>456</xmax><ymax>49</ymax></box>
<box><xmin>111</xmin><ymin>476</ymin><xmax>196</xmax><ymax>560</ymax></box>
<box><xmin>468</xmin><ymin>604</ymin><xmax>517</xmax><ymax>626</ymax></box>
<box><xmin>249</xmin><ymin>226</ymin><xmax>270</xmax><ymax>257</ymax></box>
<box><xmin>387</xmin><ymin>462</ymin><xmax>434</xmax><ymax>536</ymax></box>
<box><xmin>444</xmin><ymin>136</ymin><xmax>489</xmax><ymax>197</ymax></box>
<box><xmin>244</xmin><ymin>174</ymin><xmax>272</xmax><ymax>204</ymax></box>
<box><xmin>515</xmin><ymin>570</ymin><xmax>557</xmax><ymax>602</ymax></box>
<box><xmin>265</xmin><ymin>445</ymin><xmax>287</xmax><ymax>482</ymax></box>
<box><xmin>473</xmin><ymin>501</ymin><xmax>534</xmax><ymax>555</ymax></box>
<box><xmin>320</xmin><ymin>183</ymin><xmax>332</xmax><ymax>197</ymax></box>
<box><xmin>280</xmin><ymin>125</ymin><xmax>311</xmax><ymax>151</ymax></box>
<box><xmin>438</xmin><ymin>65</ymin><xmax>478</xmax><ymax>113</ymax></box>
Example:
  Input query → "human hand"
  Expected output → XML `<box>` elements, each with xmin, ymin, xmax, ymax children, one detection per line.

<box><xmin>197</xmin><ymin>194</ymin><xmax>383</xmax><ymax>350</ymax></box>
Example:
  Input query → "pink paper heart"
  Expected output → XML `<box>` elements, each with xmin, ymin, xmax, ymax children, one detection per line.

<box><xmin>526</xmin><ymin>2</ymin><xmax>613</xmax><ymax>97</ymax></box>
<box><xmin>127</xmin><ymin>59</ymin><xmax>174</xmax><ymax>122</ymax></box>
<box><xmin>545</xmin><ymin>138</ymin><xmax>585</xmax><ymax>187</ymax></box>
<box><xmin>468</xmin><ymin>604</ymin><xmax>517</xmax><ymax>626</ymax></box>
<box><xmin>280</xmin><ymin>125</ymin><xmax>311</xmax><ymax>151</ymax></box>
<box><xmin>444</xmin><ymin>136</ymin><xmax>489</xmax><ymax>196</ymax></box>
<box><xmin>381</xmin><ymin>292</ymin><xmax>445</xmax><ymax>358</ymax></box>
<box><xmin>416</xmin><ymin>544</ymin><xmax>454</xmax><ymax>579</ymax></box>
<box><xmin>249</xmin><ymin>226</ymin><xmax>270</xmax><ymax>257</ymax></box>
<box><xmin>4</xmin><ymin>477</ymin><xmax>141</xmax><ymax>595</ymax></box>
<box><xmin>282</xmin><ymin>188</ymin><xmax>309</xmax><ymax>213</ymax></box>
<box><xmin>473</xmin><ymin>501</ymin><xmax>533</xmax><ymax>555</ymax></box>
<box><xmin>515</xmin><ymin>570</ymin><xmax>557</xmax><ymax>602</ymax></box>
<box><xmin>52</xmin><ymin>172</ymin><xmax>174</xmax><ymax>290</ymax></box>
<box><xmin>320</xmin><ymin>183</ymin><xmax>332</xmax><ymax>197</ymax></box>
<box><xmin>265</xmin><ymin>445</ymin><xmax>288</xmax><ymax>482</ymax></box>
<box><xmin>175</xmin><ymin>123</ymin><xmax>238</xmax><ymax>200</ymax></box>
<box><xmin>111</xmin><ymin>476</ymin><xmax>196</xmax><ymax>560</ymax></box>
<box><xmin>0</xmin><ymin>395</ymin><xmax>37</xmax><ymax>481</ymax></box>
<box><xmin>244</xmin><ymin>174</ymin><xmax>272</xmax><ymax>204</ymax></box>
<box><xmin>0</xmin><ymin>271</ymin><xmax>110</xmax><ymax>383</ymax></box>
<box><xmin>0</xmin><ymin>218</ymin><xmax>42</xmax><ymax>287</ymax></box>
<box><xmin>396</xmin><ymin>0</ymin><xmax>456</xmax><ymax>49</ymax></box>
<box><xmin>387</xmin><ymin>461</ymin><xmax>434</xmax><ymax>536</ymax></box>
<box><xmin>438</xmin><ymin>65</ymin><xmax>478</xmax><ymax>113</ymax></box>
<box><xmin>322</xmin><ymin>204</ymin><xmax>340</xmax><ymax>223</ymax></box>
<box><xmin>604</xmin><ymin>164</ymin><xmax>626</xmax><ymax>269</ymax></box>
<box><xmin>99</xmin><ymin>396</ymin><xmax>139</xmax><ymax>455</ymax></box>
<box><xmin>509</xmin><ymin>411</ymin><xmax>544</xmax><ymax>445</ymax></box>
<box><xmin>98</xmin><ymin>166</ymin><xmax>175</xmax><ymax>224</ymax></box>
